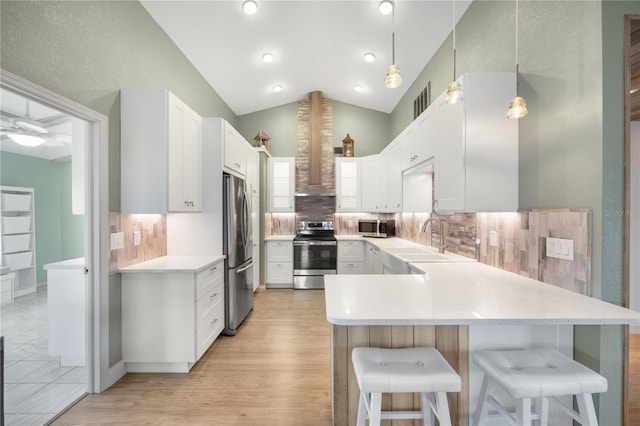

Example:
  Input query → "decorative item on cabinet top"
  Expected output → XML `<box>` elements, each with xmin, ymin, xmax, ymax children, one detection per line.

<box><xmin>342</xmin><ymin>134</ymin><xmax>355</xmax><ymax>157</ymax></box>
<box><xmin>253</xmin><ymin>129</ymin><xmax>271</xmax><ymax>150</ymax></box>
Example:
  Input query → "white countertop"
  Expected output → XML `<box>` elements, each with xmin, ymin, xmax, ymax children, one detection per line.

<box><xmin>325</xmin><ymin>262</ymin><xmax>640</xmax><ymax>326</ymax></box>
<box><xmin>119</xmin><ymin>255</ymin><xmax>225</xmax><ymax>273</ymax></box>
<box><xmin>44</xmin><ymin>257</ymin><xmax>85</xmax><ymax>270</ymax></box>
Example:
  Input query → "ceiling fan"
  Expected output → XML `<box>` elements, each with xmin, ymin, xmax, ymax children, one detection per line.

<box><xmin>0</xmin><ymin>100</ymin><xmax>72</xmax><ymax>147</ymax></box>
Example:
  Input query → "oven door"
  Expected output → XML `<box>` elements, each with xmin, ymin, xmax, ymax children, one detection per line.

<box><xmin>293</xmin><ymin>240</ymin><xmax>337</xmax><ymax>289</ymax></box>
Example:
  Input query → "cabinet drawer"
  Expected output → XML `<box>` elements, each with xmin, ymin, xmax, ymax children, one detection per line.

<box><xmin>196</xmin><ymin>298</ymin><xmax>224</xmax><ymax>359</ymax></box>
<box><xmin>196</xmin><ymin>262</ymin><xmax>224</xmax><ymax>300</ymax></box>
<box><xmin>337</xmin><ymin>261</ymin><xmax>364</xmax><ymax>274</ymax></box>
<box><xmin>196</xmin><ymin>281</ymin><xmax>224</xmax><ymax>319</ymax></box>
<box><xmin>266</xmin><ymin>241</ymin><xmax>292</xmax><ymax>262</ymax></box>
<box><xmin>338</xmin><ymin>241</ymin><xmax>364</xmax><ymax>262</ymax></box>
<box><xmin>1</xmin><ymin>193</ymin><xmax>32</xmax><ymax>211</ymax></box>
<box><xmin>266</xmin><ymin>262</ymin><xmax>293</xmax><ymax>284</ymax></box>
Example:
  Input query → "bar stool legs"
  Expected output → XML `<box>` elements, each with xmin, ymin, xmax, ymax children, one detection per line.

<box><xmin>472</xmin><ymin>348</ymin><xmax>608</xmax><ymax>426</ymax></box>
<box><xmin>352</xmin><ymin>347</ymin><xmax>461</xmax><ymax>426</ymax></box>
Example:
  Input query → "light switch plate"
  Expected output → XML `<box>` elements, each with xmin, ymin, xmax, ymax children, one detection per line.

<box><xmin>110</xmin><ymin>232</ymin><xmax>124</xmax><ymax>250</ymax></box>
<box><xmin>133</xmin><ymin>231</ymin><xmax>142</xmax><ymax>246</ymax></box>
<box><xmin>489</xmin><ymin>231</ymin><xmax>498</xmax><ymax>247</ymax></box>
<box><xmin>546</xmin><ymin>237</ymin><xmax>574</xmax><ymax>261</ymax></box>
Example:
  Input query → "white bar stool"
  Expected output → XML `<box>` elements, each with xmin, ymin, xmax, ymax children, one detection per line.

<box><xmin>472</xmin><ymin>347</ymin><xmax>608</xmax><ymax>426</ymax></box>
<box><xmin>352</xmin><ymin>346</ymin><xmax>462</xmax><ymax>426</ymax></box>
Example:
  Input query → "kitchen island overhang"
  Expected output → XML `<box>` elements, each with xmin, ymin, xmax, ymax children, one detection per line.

<box><xmin>324</xmin><ymin>262</ymin><xmax>640</xmax><ymax>426</ymax></box>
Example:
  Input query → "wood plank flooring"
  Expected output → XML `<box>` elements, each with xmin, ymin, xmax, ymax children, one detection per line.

<box><xmin>48</xmin><ymin>289</ymin><xmax>640</xmax><ymax>426</ymax></box>
<box><xmin>51</xmin><ymin>288</ymin><xmax>333</xmax><ymax>426</ymax></box>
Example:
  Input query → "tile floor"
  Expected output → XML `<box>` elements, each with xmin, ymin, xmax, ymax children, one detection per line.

<box><xmin>2</xmin><ymin>287</ymin><xmax>87</xmax><ymax>425</ymax></box>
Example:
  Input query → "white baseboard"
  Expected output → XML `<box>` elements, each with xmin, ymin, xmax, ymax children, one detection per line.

<box><xmin>103</xmin><ymin>360</ymin><xmax>127</xmax><ymax>391</ymax></box>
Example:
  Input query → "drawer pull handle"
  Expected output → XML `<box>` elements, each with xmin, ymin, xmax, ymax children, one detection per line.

<box><xmin>210</xmin><ymin>319</ymin><xmax>218</xmax><ymax>326</ymax></box>
<box><xmin>210</xmin><ymin>292</ymin><xmax>218</xmax><ymax>299</ymax></box>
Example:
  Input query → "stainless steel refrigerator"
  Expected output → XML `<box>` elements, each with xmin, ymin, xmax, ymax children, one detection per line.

<box><xmin>223</xmin><ymin>174</ymin><xmax>254</xmax><ymax>335</ymax></box>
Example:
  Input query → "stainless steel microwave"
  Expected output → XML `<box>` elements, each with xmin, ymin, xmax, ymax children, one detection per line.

<box><xmin>358</xmin><ymin>219</ymin><xmax>395</xmax><ymax>238</ymax></box>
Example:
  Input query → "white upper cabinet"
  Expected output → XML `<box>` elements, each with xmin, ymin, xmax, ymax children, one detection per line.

<box><xmin>434</xmin><ymin>73</ymin><xmax>518</xmax><ymax>212</ymax></box>
<box><xmin>379</xmin><ymin>140</ymin><xmax>403</xmax><ymax>212</ymax></box>
<box><xmin>121</xmin><ymin>89</ymin><xmax>202</xmax><ymax>213</ymax></box>
<box><xmin>335</xmin><ymin>157</ymin><xmax>361</xmax><ymax>212</ymax></box>
<box><xmin>361</xmin><ymin>155</ymin><xmax>381</xmax><ymax>213</ymax></box>
<box><xmin>401</xmin><ymin>101</ymin><xmax>439</xmax><ymax>172</ymax></box>
<box><xmin>267</xmin><ymin>157</ymin><xmax>295</xmax><ymax>212</ymax></box>
<box><xmin>223</xmin><ymin>123</ymin><xmax>247</xmax><ymax>177</ymax></box>
<box><xmin>246</xmin><ymin>147</ymin><xmax>260</xmax><ymax>196</ymax></box>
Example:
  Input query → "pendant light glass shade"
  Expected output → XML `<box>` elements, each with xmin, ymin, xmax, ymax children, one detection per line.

<box><xmin>508</xmin><ymin>0</ymin><xmax>528</xmax><ymax>119</ymax></box>
<box><xmin>385</xmin><ymin>4</ymin><xmax>401</xmax><ymax>89</ymax></box>
<box><xmin>445</xmin><ymin>81</ymin><xmax>463</xmax><ymax>104</ymax></box>
<box><xmin>385</xmin><ymin>64</ymin><xmax>402</xmax><ymax>89</ymax></box>
<box><xmin>507</xmin><ymin>96</ymin><xmax>528</xmax><ymax>119</ymax></box>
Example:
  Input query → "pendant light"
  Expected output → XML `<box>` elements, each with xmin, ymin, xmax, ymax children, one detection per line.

<box><xmin>445</xmin><ymin>0</ymin><xmax>463</xmax><ymax>104</ymax></box>
<box><xmin>385</xmin><ymin>1</ymin><xmax>402</xmax><ymax>89</ymax></box>
<box><xmin>507</xmin><ymin>0</ymin><xmax>528</xmax><ymax>119</ymax></box>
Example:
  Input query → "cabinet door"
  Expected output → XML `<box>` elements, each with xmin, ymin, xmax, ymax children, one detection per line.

<box><xmin>168</xmin><ymin>94</ymin><xmax>202</xmax><ymax>212</ymax></box>
<box><xmin>380</xmin><ymin>141</ymin><xmax>402</xmax><ymax>212</ymax></box>
<box><xmin>335</xmin><ymin>158</ymin><xmax>361</xmax><ymax>212</ymax></box>
<box><xmin>268</xmin><ymin>158</ymin><xmax>295</xmax><ymax>212</ymax></box>
<box><xmin>361</xmin><ymin>155</ymin><xmax>380</xmax><ymax>212</ymax></box>
<box><xmin>365</xmin><ymin>245</ymin><xmax>384</xmax><ymax>274</ymax></box>
<box><xmin>224</xmin><ymin>124</ymin><xmax>247</xmax><ymax>177</ymax></box>
<box><xmin>338</xmin><ymin>240</ymin><xmax>364</xmax><ymax>262</ymax></box>
<box><xmin>435</xmin><ymin>98</ymin><xmax>465</xmax><ymax>212</ymax></box>
<box><xmin>246</xmin><ymin>148</ymin><xmax>260</xmax><ymax>194</ymax></box>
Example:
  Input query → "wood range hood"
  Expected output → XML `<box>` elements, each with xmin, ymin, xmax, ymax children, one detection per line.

<box><xmin>294</xmin><ymin>90</ymin><xmax>336</xmax><ymax>197</ymax></box>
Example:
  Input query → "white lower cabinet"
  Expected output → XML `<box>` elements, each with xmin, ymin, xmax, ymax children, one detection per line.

<box><xmin>364</xmin><ymin>244</ymin><xmax>384</xmax><ymax>274</ymax></box>
<box><xmin>122</xmin><ymin>259</ymin><xmax>224</xmax><ymax>373</ymax></box>
<box><xmin>265</xmin><ymin>240</ymin><xmax>293</xmax><ymax>288</ymax></box>
<box><xmin>337</xmin><ymin>240</ymin><xmax>364</xmax><ymax>274</ymax></box>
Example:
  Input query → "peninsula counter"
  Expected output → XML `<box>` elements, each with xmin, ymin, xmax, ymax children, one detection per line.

<box><xmin>324</xmin><ymin>262</ymin><xmax>640</xmax><ymax>426</ymax></box>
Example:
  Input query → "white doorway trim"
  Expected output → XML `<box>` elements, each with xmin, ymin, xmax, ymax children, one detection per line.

<box><xmin>0</xmin><ymin>69</ymin><xmax>117</xmax><ymax>392</ymax></box>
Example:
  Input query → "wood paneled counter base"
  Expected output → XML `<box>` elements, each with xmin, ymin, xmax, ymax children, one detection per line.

<box><xmin>331</xmin><ymin>324</ymin><xmax>468</xmax><ymax>426</ymax></box>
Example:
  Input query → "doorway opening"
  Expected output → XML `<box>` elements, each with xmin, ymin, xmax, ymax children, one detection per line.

<box><xmin>0</xmin><ymin>70</ymin><xmax>109</xmax><ymax>425</ymax></box>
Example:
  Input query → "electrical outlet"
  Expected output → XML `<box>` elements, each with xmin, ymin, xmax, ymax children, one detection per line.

<box><xmin>110</xmin><ymin>232</ymin><xmax>124</xmax><ymax>250</ymax></box>
<box><xmin>489</xmin><ymin>231</ymin><xmax>498</xmax><ymax>247</ymax></box>
<box><xmin>546</xmin><ymin>237</ymin><xmax>574</xmax><ymax>261</ymax></box>
<box><xmin>133</xmin><ymin>231</ymin><xmax>142</xmax><ymax>246</ymax></box>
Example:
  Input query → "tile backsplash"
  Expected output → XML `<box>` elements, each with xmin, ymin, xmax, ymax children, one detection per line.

<box><xmin>109</xmin><ymin>212</ymin><xmax>167</xmax><ymax>273</ymax></box>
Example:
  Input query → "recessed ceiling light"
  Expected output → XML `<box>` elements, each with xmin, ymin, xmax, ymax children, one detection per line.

<box><xmin>262</xmin><ymin>53</ymin><xmax>274</xmax><ymax>63</ymax></box>
<box><xmin>363</xmin><ymin>52</ymin><xmax>376</xmax><ymax>63</ymax></box>
<box><xmin>272</xmin><ymin>84</ymin><xmax>283</xmax><ymax>93</ymax></box>
<box><xmin>379</xmin><ymin>0</ymin><xmax>393</xmax><ymax>15</ymax></box>
<box><xmin>354</xmin><ymin>85</ymin><xmax>364</xmax><ymax>92</ymax></box>
<box><xmin>242</xmin><ymin>0</ymin><xmax>257</xmax><ymax>15</ymax></box>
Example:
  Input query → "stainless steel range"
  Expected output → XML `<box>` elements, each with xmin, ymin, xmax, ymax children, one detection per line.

<box><xmin>293</xmin><ymin>221</ymin><xmax>337</xmax><ymax>289</ymax></box>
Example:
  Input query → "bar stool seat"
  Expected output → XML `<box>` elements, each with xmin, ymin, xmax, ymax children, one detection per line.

<box><xmin>473</xmin><ymin>347</ymin><xmax>608</xmax><ymax>426</ymax></box>
<box><xmin>352</xmin><ymin>346</ymin><xmax>461</xmax><ymax>426</ymax></box>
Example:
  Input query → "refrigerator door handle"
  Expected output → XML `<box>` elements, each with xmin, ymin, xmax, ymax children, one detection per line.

<box><xmin>242</xmin><ymin>189</ymin><xmax>251</xmax><ymax>247</ymax></box>
<box><xmin>235</xmin><ymin>261</ymin><xmax>254</xmax><ymax>274</ymax></box>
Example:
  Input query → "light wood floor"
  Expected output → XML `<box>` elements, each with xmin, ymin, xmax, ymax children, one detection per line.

<box><xmin>49</xmin><ymin>290</ymin><xmax>640</xmax><ymax>426</ymax></box>
<box><xmin>52</xmin><ymin>288</ymin><xmax>333</xmax><ymax>425</ymax></box>
<box><xmin>630</xmin><ymin>333</ymin><xmax>640</xmax><ymax>425</ymax></box>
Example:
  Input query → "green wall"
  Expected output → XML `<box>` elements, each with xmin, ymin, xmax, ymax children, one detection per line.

<box><xmin>0</xmin><ymin>0</ymin><xmax>238</xmax><ymax>368</ymax></box>
<box><xmin>388</xmin><ymin>1</ymin><xmax>640</xmax><ymax>421</ymax></box>
<box><xmin>236</xmin><ymin>99</ymin><xmax>391</xmax><ymax>157</ymax></box>
<box><xmin>0</xmin><ymin>152</ymin><xmax>83</xmax><ymax>283</ymax></box>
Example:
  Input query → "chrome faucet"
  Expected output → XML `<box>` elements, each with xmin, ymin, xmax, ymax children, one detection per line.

<box><xmin>421</xmin><ymin>217</ymin><xmax>446</xmax><ymax>253</ymax></box>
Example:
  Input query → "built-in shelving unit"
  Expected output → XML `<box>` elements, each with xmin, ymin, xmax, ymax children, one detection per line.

<box><xmin>0</xmin><ymin>186</ymin><xmax>37</xmax><ymax>298</ymax></box>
